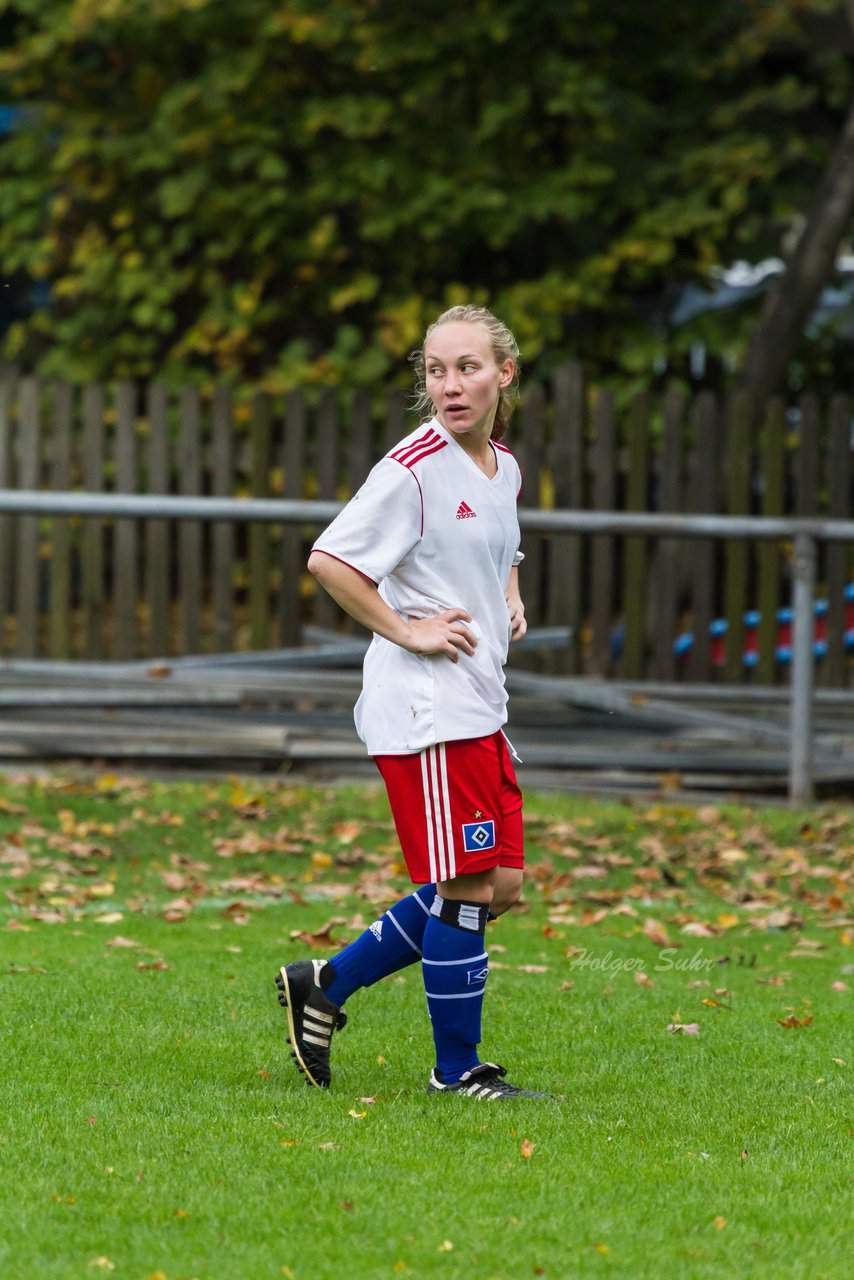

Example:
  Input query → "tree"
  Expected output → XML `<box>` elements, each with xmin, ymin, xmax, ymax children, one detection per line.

<box><xmin>736</xmin><ymin>1</ymin><xmax>854</xmax><ymax>403</ymax></box>
<box><xmin>0</xmin><ymin>0</ymin><xmax>851</xmax><ymax>390</ymax></box>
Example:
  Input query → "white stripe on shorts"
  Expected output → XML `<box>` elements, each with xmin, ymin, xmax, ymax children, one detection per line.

<box><xmin>422</xmin><ymin>745</ymin><xmax>456</xmax><ymax>883</ymax></box>
<box><xmin>436</xmin><ymin>744</ymin><xmax>456</xmax><ymax>879</ymax></box>
<box><xmin>420</xmin><ymin>749</ymin><xmax>442</xmax><ymax>882</ymax></box>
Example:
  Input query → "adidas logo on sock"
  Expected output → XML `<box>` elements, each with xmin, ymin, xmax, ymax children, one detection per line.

<box><xmin>369</xmin><ymin>919</ymin><xmax>384</xmax><ymax>941</ymax></box>
<box><xmin>456</xmin><ymin>501</ymin><xmax>477</xmax><ymax>519</ymax></box>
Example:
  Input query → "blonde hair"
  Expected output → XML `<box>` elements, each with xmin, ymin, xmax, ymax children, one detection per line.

<box><xmin>409</xmin><ymin>304</ymin><xmax>521</xmax><ymax>441</ymax></box>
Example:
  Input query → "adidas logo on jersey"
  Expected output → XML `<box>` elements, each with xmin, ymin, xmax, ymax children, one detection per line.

<box><xmin>456</xmin><ymin>501</ymin><xmax>477</xmax><ymax>520</ymax></box>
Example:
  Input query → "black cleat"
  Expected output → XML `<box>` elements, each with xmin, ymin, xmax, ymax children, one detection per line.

<box><xmin>427</xmin><ymin>1062</ymin><xmax>552</xmax><ymax>1100</ymax></box>
<box><xmin>274</xmin><ymin>959</ymin><xmax>347</xmax><ymax>1089</ymax></box>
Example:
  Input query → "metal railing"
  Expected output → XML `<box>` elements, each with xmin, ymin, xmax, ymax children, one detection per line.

<box><xmin>2</xmin><ymin>489</ymin><xmax>853</xmax><ymax>805</ymax></box>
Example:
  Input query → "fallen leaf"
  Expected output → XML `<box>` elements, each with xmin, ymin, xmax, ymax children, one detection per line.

<box><xmin>713</xmin><ymin>1216</ymin><xmax>727</xmax><ymax>1230</ymax></box>
<box><xmin>438</xmin><ymin>1241</ymin><xmax>454</xmax><ymax>1252</ymax></box>
<box><xmin>348</xmin><ymin>1109</ymin><xmax>367</xmax><ymax>1119</ymax></box>
<box><xmin>666</xmin><ymin>1023</ymin><xmax>700</xmax><ymax>1036</ymax></box>
<box><xmin>520</xmin><ymin>1138</ymin><xmax>536</xmax><ymax>1159</ymax></box>
<box><xmin>777</xmin><ymin>1014</ymin><xmax>813</xmax><ymax>1029</ymax></box>
<box><xmin>221</xmin><ymin>901</ymin><xmax>254</xmax><ymax>925</ymax></box>
<box><xmin>290</xmin><ymin>917</ymin><xmax>347</xmax><ymax>949</ymax></box>
<box><xmin>635</xmin><ymin>972</ymin><xmax>655</xmax><ymax>988</ymax></box>
<box><xmin>643</xmin><ymin>917</ymin><xmax>671</xmax><ymax>947</ymax></box>
<box><xmin>88</xmin><ymin>1259</ymin><xmax>115</xmax><ymax>1271</ymax></box>
<box><xmin>104</xmin><ymin>935</ymin><xmax>141</xmax><ymax>948</ymax></box>
<box><xmin>163</xmin><ymin>895</ymin><xmax>195</xmax><ymax>913</ymax></box>
<box><xmin>763</xmin><ymin>908</ymin><xmax>801</xmax><ymax>930</ymax></box>
<box><xmin>93</xmin><ymin>912</ymin><xmax>124</xmax><ymax>925</ymax></box>
<box><xmin>681</xmin><ymin>922</ymin><xmax>717</xmax><ymax>938</ymax></box>
<box><xmin>0</xmin><ymin>796</ymin><xmax>27</xmax><ymax>814</ymax></box>
<box><xmin>87</xmin><ymin>882</ymin><xmax>116</xmax><ymax>898</ymax></box>
<box><xmin>156</xmin><ymin>810</ymin><xmax>184</xmax><ymax>826</ymax></box>
<box><xmin>160</xmin><ymin>870</ymin><xmax>195</xmax><ymax>893</ymax></box>
<box><xmin>831</xmin><ymin>981</ymin><xmax>849</xmax><ymax>992</ymax></box>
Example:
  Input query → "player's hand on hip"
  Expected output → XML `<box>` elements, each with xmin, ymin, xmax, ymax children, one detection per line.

<box><xmin>403</xmin><ymin>609</ymin><xmax>477</xmax><ymax>662</ymax></box>
<box><xmin>507</xmin><ymin>595</ymin><xmax>527</xmax><ymax>641</ymax></box>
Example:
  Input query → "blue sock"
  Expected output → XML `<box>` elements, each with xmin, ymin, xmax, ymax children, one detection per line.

<box><xmin>321</xmin><ymin>883</ymin><xmax>435</xmax><ymax>1007</ymax></box>
<box><xmin>422</xmin><ymin>897</ymin><xmax>489</xmax><ymax>1083</ymax></box>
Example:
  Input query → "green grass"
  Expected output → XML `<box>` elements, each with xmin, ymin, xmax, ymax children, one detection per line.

<box><xmin>0</xmin><ymin>771</ymin><xmax>852</xmax><ymax>1279</ymax></box>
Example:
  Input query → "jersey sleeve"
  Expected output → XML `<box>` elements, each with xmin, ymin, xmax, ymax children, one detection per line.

<box><xmin>311</xmin><ymin>458</ymin><xmax>422</xmax><ymax>584</ymax></box>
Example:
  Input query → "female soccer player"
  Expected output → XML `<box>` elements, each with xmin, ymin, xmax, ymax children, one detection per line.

<box><xmin>275</xmin><ymin>305</ymin><xmax>549</xmax><ymax>1099</ymax></box>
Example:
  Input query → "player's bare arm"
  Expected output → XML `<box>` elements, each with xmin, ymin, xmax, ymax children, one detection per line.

<box><xmin>308</xmin><ymin>551</ymin><xmax>477</xmax><ymax>662</ymax></box>
<box><xmin>506</xmin><ymin>565</ymin><xmax>527</xmax><ymax>641</ymax></box>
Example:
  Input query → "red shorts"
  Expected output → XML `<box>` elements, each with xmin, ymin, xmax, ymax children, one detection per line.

<box><xmin>374</xmin><ymin>731</ymin><xmax>524</xmax><ymax>885</ymax></box>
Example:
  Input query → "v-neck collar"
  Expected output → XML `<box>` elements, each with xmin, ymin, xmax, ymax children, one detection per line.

<box><xmin>431</xmin><ymin>419</ymin><xmax>502</xmax><ymax>483</ymax></box>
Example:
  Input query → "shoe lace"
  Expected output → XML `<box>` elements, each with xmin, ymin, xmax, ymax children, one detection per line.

<box><xmin>463</xmin><ymin>1063</ymin><xmax>546</xmax><ymax>1097</ymax></box>
<box><xmin>474</xmin><ymin>1069</ymin><xmax>526</xmax><ymax>1096</ymax></box>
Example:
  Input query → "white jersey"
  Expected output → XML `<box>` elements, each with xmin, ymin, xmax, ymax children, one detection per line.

<box><xmin>312</xmin><ymin>418</ymin><xmax>523</xmax><ymax>754</ymax></box>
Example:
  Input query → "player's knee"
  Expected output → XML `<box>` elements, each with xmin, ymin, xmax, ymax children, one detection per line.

<box><xmin>491</xmin><ymin>873</ymin><xmax>523</xmax><ymax>916</ymax></box>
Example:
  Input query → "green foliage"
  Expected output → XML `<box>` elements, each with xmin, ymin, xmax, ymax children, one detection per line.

<box><xmin>0</xmin><ymin>0</ymin><xmax>851</xmax><ymax>389</ymax></box>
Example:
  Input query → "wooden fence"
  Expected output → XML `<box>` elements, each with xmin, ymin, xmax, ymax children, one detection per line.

<box><xmin>0</xmin><ymin>367</ymin><xmax>852</xmax><ymax>684</ymax></box>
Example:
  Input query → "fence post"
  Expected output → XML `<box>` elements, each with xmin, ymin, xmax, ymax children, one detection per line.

<box><xmin>789</xmin><ymin>531</ymin><xmax>816</xmax><ymax>805</ymax></box>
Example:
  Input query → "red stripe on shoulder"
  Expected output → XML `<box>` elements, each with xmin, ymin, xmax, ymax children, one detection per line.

<box><xmin>493</xmin><ymin>441</ymin><xmax>514</xmax><ymax>455</ymax></box>
<box><xmin>390</xmin><ymin>432</ymin><xmax>448</xmax><ymax>470</ymax></box>
<box><xmin>397</xmin><ymin>439</ymin><xmax>447</xmax><ymax>469</ymax></box>
<box><xmin>390</xmin><ymin>428</ymin><xmax>440</xmax><ymax>465</ymax></box>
